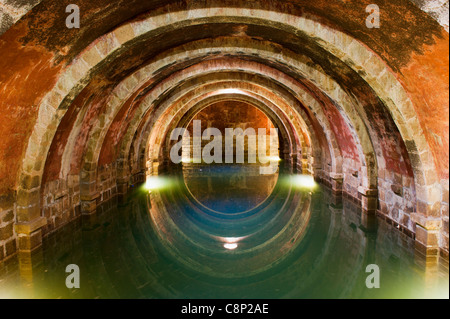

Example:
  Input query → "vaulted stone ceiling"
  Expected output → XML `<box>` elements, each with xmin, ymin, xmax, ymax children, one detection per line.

<box><xmin>0</xmin><ymin>0</ymin><xmax>448</xmax><ymax>261</ymax></box>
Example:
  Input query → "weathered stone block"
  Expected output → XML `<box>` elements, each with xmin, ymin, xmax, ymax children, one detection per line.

<box><xmin>411</xmin><ymin>212</ymin><xmax>442</xmax><ymax>229</ymax></box>
<box><xmin>81</xmin><ymin>199</ymin><xmax>98</xmax><ymax>214</ymax></box>
<box><xmin>361</xmin><ymin>196</ymin><xmax>378</xmax><ymax>213</ymax></box>
<box><xmin>416</xmin><ymin>200</ymin><xmax>441</xmax><ymax>218</ymax></box>
<box><xmin>441</xmin><ymin>234</ymin><xmax>449</xmax><ymax>252</ymax></box>
<box><xmin>391</xmin><ymin>184</ymin><xmax>403</xmax><ymax>197</ymax></box>
<box><xmin>15</xmin><ymin>217</ymin><xmax>47</xmax><ymax>235</ymax></box>
<box><xmin>0</xmin><ymin>192</ymin><xmax>15</xmax><ymax>211</ymax></box>
<box><xmin>5</xmin><ymin>239</ymin><xmax>16</xmax><ymax>257</ymax></box>
<box><xmin>415</xmin><ymin>225</ymin><xmax>428</xmax><ymax>245</ymax></box>
<box><xmin>358</xmin><ymin>186</ymin><xmax>378</xmax><ymax>197</ymax></box>
<box><xmin>442</xmin><ymin>185</ymin><xmax>449</xmax><ymax>204</ymax></box>
<box><xmin>80</xmin><ymin>182</ymin><xmax>99</xmax><ymax>201</ymax></box>
<box><xmin>20</xmin><ymin>174</ymin><xmax>40</xmax><ymax>190</ymax></box>
<box><xmin>18</xmin><ymin>230</ymin><xmax>42</xmax><ymax>251</ymax></box>
<box><xmin>438</xmin><ymin>204</ymin><xmax>448</xmax><ymax>224</ymax></box>
<box><xmin>379</xmin><ymin>200</ymin><xmax>388</xmax><ymax>214</ymax></box>
<box><xmin>16</xmin><ymin>204</ymin><xmax>41</xmax><ymax>223</ymax></box>
<box><xmin>82</xmin><ymin>45</ymin><xmax>103</xmax><ymax>67</ymax></box>
<box><xmin>442</xmin><ymin>218</ymin><xmax>449</xmax><ymax>235</ymax></box>
<box><xmin>114</xmin><ymin>24</ymin><xmax>135</xmax><ymax>45</ymax></box>
<box><xmin>0</xmin><ymin>210</ymin><xmax>14</xmax><ymax>224</ymax></box>
<box><xmin>16</xmin><ymin>188</ymin><xmax>40</xmax><ymax>207</ymax></box>
<box><xmin>0</xmin><ymin>223</ymin><xmax>14</xmax><ymax>241</ymax></box>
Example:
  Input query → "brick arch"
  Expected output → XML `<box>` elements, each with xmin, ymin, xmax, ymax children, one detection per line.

<box><xmin>146</xmin><ymin>92</ymin><xmax>310</xmax><ymax>175</ymax></box>
<box><xmin>76</xmin><ymin>53</ymin><xmax>369</xmax><ymax>213</ymax></box>
<box><xmin>109</xmin><ymin>61</ymin><xmax>359</xmax><ymax>198</ymax></box>
<box><xmin>105</xmin><ymin>78</ymin><xmax>319</xmax><ymax>195</ymax></box>
<box><xmin>2</xmin><ymin>0</ymin><xmax>447</xmax><ymax>37</ymax></box>
<box><xmin>160</xmin><ymin>94</ymin><xmax>327</xmax><ymax>177</ymax></box>
<box><xmin>71</xmin><ymin>56</ymin><xmax>352</xmax><ymax>211</ymax></box>
<box><xmin>111</xmin><ymin>70</ymin><xmax>344</xmax><ymax>196</ymax></box>
<box><xmin>125</xmin><ymin>77</ymin><xmax>340</xmax><ymax>187</ymax></box>
<box><xmin>67</xmin><ymin>38</ymin><xmax>348</xmax><ymax>192</ymax></box>
<box><xmin>0</xmin><ymin>0</ymin><xmax>43</xmax><ymax>36</ymax></box>
<box><xmin>14</xmin><ymin>5</ymin><xmax>439</xmax><ymax>254</ymax></box>
<box><xmin>136</xmin><ymin>79</ymin><xmax>310</xmax><ymax>170</ymax></box>
<box><xmin>162</xmin><ymin>94</ymin><xmax>303</xmax><ymax>161</ymax></box>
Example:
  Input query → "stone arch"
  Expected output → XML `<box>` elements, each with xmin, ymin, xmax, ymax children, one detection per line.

<box><xmin>111</xmin><ymin>70</ymin><xmax>344</xmax><ymax>194</ymax></box>
<box><xmin>13</xmin><ymin>4</ymin><xmax>438</xmax><ymax>256</ymax></box>
<box><xmin>150</xmin><ymin>93</ymin><xmax>308</xmax><ymax>173</ymax></box>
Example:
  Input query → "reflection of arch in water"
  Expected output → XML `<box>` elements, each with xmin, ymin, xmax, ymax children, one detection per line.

<box><xmin>181</xmin><ymin>165</ymin><xmax>280</xmax><ymax>217</ymax></box>
<box><xmin>141</xmin><ymin>183</ymin><xmax>378</xmax><ymax>297</ymax></box>
<box><xmin>145</xmin><ymin>176</ymin><xmax>312</xmax><ymax>279</ymax></box>
<box><xmin>279</xmin><ymin>192</ymin><xmax>369</xmax><ymax>298</ymax></box>
<box><xmin>7</xmin><ymin>185</ymin><xmax>418</xmax><ymax>299</ymax></box>
<box><xmin>162</xmin><ymin>170</ymin><xmax>292</xmax><ymax>238</ymax></box>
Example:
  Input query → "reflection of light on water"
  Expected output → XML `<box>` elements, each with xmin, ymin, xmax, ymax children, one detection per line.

<box><xmin>422</xmin><ymin>280</ymin><xmax>450</xmax><ymax>299</ymax></box>
<box><xmin>224</xmin><ymin>243</ymin><xmax>238</xmax><ymax>250</ymax></box>
<box><xmin>0</xmin><ymin>286</ymin><xmax>21</xmax><ymax>299</ymax></box>
<box><xmin>0</xmin><ymin>291</ymin><xmax>13</xmax><ymax>299</ymax></box>
<box><xmin>216</xmin><ymin>236</ymin><xmax>248</xmax><ymax>250</ymax></box>
<box><xmin>145</xmin><ymin>176</ymin><xmax>169</xmax><ymax>191</ymax></box>
<box><xmin>291</xmin><ymin>174</ymin><xmax>317</xmax><ymax>189</ymax></box>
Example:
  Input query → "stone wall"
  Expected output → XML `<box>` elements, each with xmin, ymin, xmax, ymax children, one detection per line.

<box><xmin>0</xmin><ymin>205</ymin><xmax>16</xmax><ymax>262</ymax></box>
<box><xmin>40</xmin><ymin>162</ymin><xmax>121</xmax><ymax>237</ymax></box>
<box><xmin>96</xmin><ymin>163</ymin><xmax>118</xmax><ymax>204</ymax></box>
<box><xmin>343</xmin><ymin>157</ymin><xmax>362</xmax><ymax>198</ymax></box>
<box><xmin>41</xmin><ymin>175</ymin><xmax>81</xmax><ymax>235</ymax></box>
<box><xmin>0</xmin><ymin>0</ymin><xmax>42</xmax><ymax>35</ymax></box>
<box><xmin>0</xmin><ymin>0</ymin><xmax>448</xmax><ymax>262</ymax></box>
<box><xmin>377</xmin><ymin>170</ymin><xmax>417</xmax><ymax>233</ymax></box>
<box><xmin>440</xmin><ymin>180</ymin><xmax>449</xmax><ymax>254</ymax></box>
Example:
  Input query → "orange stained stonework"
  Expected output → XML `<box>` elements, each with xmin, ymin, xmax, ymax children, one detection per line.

<box><xmin>0</xmin><ymin>0</ymin><xmax>448</xmax><ymax>262</ymax></box>
<box><xmin>0</xmin><ymin>25</ymin><xmax>62</xmax><ymax>195</ymax></box>
<box><xmin>400</xmin><ymin>32</ymin><xmax>449</xmax><ymax>180</ymax></box>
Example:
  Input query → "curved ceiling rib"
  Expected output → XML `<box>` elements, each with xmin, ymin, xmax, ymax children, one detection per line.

<box><xmin>0</xmin><ymin>0</ymin><xmax>447</xmax><ymax>262</ymax></box>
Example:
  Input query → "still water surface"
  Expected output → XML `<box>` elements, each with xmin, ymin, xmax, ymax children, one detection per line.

<box><xmin>0</xmin><ymin>165</ymin><xmax>448</xmax><ymax>299</ymax></box>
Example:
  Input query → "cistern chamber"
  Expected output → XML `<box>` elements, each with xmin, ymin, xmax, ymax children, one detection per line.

<box><xmin>0</xmin><ymin>0</ymin><xmax>448</xmax><ymax>299</ymax></box>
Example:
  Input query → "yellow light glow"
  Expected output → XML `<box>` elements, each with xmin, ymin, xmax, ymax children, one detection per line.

<box><xmin>145</xmin><ymin>176</ymin><xmax>167</xmax><ymax>191</ymax></box>
<box><xmin>223</xmin><ymin>237</ymin><xmax>242</xmax><ymax>243</ymax></box>
<box><xmin>224</xmin><ymin>243</ymin><xmax>238</xmax><ymax>250</ymax></box>
<box><xmin>259</xmin><ymin>155</ymin><xmax>281</xmax><ymax>163</ymax></box>
<box><xmin>291</xmin><ymin>174</ymin><xmax>317</xmax><ymax>189</ymax></box>
<box><xmin>217</xmin><ymin>88</ymin><xmax>245</xmax><ymax>95</ymax></box>
<box><xmin>218</xmin><ymin>236</ymin><xmax>247</xmax><ymax>250</ymax></box>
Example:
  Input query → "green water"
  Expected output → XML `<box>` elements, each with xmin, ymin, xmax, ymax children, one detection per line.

<box><xmin>0</xmin><ymin>166</ymin><xmax>448</xmax><ymax>299</ymax></box>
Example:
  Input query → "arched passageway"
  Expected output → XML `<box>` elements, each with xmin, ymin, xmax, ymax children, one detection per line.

<box><xmin>0</xmin><ymin>1</ymin><xmax>448</xmax><ymax>294</ymax></box>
